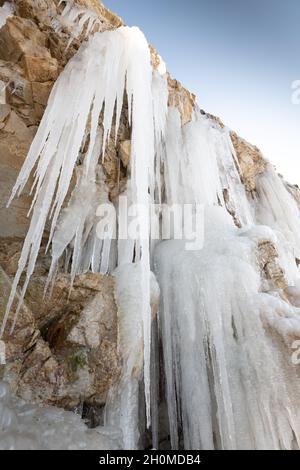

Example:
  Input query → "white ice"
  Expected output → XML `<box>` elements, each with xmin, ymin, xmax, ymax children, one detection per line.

<box><xmin>0</xmin><ymin>381</ymin><xmax>120</xmax><ymax>450</ymax></box>
<box><xmin>155</xmin><ymin>206</ymin><xmax>300</xmax><ymax>449</ymax></box>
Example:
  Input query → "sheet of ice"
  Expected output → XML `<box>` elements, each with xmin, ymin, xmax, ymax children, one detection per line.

<box><xmin>163</xmin><ymin>108</ymin><xmax>223</xmax><ymax>207</ymax></box>
<box><xmin>155</xmin><ymin>206</ymin><xmax>300</xmax><ymax>450</ymax></box>
<box><xmin>212</xmin><ymin>123</ymin><xmax>253</xmax><ymax>226</ymax></box>
<box><xmin>0</xmin><ymin>381</ymin><xmax>120</xmax><ymax>450</ymax></box>
<box><xmin>105</xmin><ymin>263</ymin><xmax>144</xmax><ymax>449</ymax></box>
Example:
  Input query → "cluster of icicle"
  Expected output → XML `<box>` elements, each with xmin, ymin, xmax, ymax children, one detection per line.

<box><xmin>1</xmin><ymin>24</ymin><xmax>167</xmax><ymax>449</ymax></box>
<box><xmin>0</xmin><ymin>381</ymin><xmax>120</xmax><ymax>450</ymax></box>
<box><xmin>2</xmin><ymin>11</ymin><xmax>300</xmax><ymax>450</ymax></box>
<box><xmin>53</xmin><ymin>1</ymin><xmax>103</xmax><ymax>46</ymax></box>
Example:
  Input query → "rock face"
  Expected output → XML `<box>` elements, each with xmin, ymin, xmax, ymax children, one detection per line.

<box><xmin>0</xmin><ymin>106</ymin><xmax>35</xmax><ymax>237</ymax></box>
<box><xmin>230</xmin><ymin>131</ymin><xmax>267</xmax><ymax>192</ymax></box>
<box><xmin>0</xmin><ymin>240</ymin><xmax>120</xmax><ymax>411</ymax></box>
<box><xmin>167</xmin><ymin>76</ymin><xmax>196</xmax><ymax>125</ymax></box>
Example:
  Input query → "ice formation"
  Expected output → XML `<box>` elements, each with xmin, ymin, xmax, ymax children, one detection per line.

<box><xmin>2</xmin><ymin>24</ymin><xmax>160</xmax><ymax>444</ymax></box>
<box><xmin>53</xmin><ymin>1</ymin><xmax>102</xmax><ymax>45</ymax></box>
<box><xmin>155</xmin><ymin>207</ymin><xmax>300</xmax><ymax>449</ymax></box>
<box><xmin>2</xmin><ymin>27</ymin><xmax>156</xmax><ymax>410</ymax></box>
<box><xmin>0</xmin><ymin>381</ymin><xmax>120</xmax><ymax>450</ymax></box>
<box><xmin>3</xmin><ymin>8</ymin><xmax>300</xmax><ymax>451</ymax></box>
<box><xmin>104</xmin><ymin>263</ymin><xmax>160</xmax><ymax>449</ymax></box>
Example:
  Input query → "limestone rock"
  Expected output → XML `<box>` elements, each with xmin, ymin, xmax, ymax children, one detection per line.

<box><xmin>0</xmin><ymin>16</ymin><xmax>49</xmax><ymax>63</ymax></box>
<box><xmin>118</xmin><ymin>140</ymin><xmax>131</xmax><ymax>168</ymax></box>
<box><xmin>230</xmin><ymin>131</ymin><xmax>267</xmax><ymax>192</ymax></box>
<box><xmin>14</xmin><ymin>0</ymin><xmax>57</xmax><ymax>26</ymax></box>
<box><xmin>0</xmin><ymin>259</ymin><xmax>120</xmax><ymax>409</ymax></box>
<box><xmin>0</xmin><ymin>105</ymin><xmax>35</xmax><ymax>237</ymax></box>
<box><xmin>22</xmin><ymin>54</ymin><xmax>58</xmax><ymax>82</ymax></box>
<box><xmin>168</xmin><ymin>75</ymin><xmax>196</xmax><ymax>125</ymax></box>
<box><xmin>77</xmin><ymin>0</ymin><xmax>123</xmax><ymax>28</ymax></box>
<box><xmin>258</xmin><ymin>240</ymin><xmax>288</xmax><ymax>290</ymax></box>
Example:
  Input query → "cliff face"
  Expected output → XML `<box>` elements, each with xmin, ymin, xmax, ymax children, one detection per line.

<box><xmin>1</xmin><ymin>0</ymin><xmax>300</xmax><ymax>450</ymax></box>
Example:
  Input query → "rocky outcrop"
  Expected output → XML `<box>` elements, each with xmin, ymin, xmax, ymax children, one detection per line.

<box><xmin>230</xmin><ymin>131</ymin><xmax>267</xmax><ymax>192</ymax></box>
<box><xmin>168</xmin><ymin>76</ymin><xmax>196</xmax><ymax>125</ymax></box>
<box><xmin>0</xmin><ymin>243</ymin><xmax>120</xmax><ymax>411</ymax></box>
<box><xmin>257</xmin><ymin>239</ymin><xmax>288</xmax><ymax>290</ymax></box>
<box><xmin>0</xmin><ymin>105</ymin><xmax>35</xmax><ymax>237</ymax></box>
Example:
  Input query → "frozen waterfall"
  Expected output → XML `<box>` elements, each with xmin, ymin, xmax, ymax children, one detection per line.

<box><xmin>2</xmin><ymin>17</ymin><xmax>300</xmax><ymax>451</ymax></box>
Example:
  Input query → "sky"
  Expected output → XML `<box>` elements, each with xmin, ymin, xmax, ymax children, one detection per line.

<box><xmin>103</xmin><ymin>0</ymin><xmax>300</xmax><ymax>184</ymax></box>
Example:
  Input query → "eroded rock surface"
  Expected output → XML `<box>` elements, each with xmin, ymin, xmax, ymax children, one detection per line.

<box><xmin>0</xmin><ymin>238</ymin><xmax>120</xmax><ymax>410</ymax></box>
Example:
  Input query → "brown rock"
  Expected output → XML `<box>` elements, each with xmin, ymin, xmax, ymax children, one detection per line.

<box><xmin>230</xmin><ymin>131</ymin><xmax>267</xmax><ymax>192</ymax></box>
<box><xmin>0</xmin><ymin>105</ymin><xmax>35</xmax><ymax>237</ymax></box>
<box><xmin>0</xmin><ymin>254</ymin><xmax>120</xmax><ymax>408</ymax></box>
<box><xmin>168</xmin><ymin>75</ymin><xmax>196</xmax><ymax>125</ymax></box>
<box><xmin>31</xmin><ymin>80</ymin><xmax>53</xmax><ymax>106</ymax></box>
<box><xmin>14</xmin><ymin>0</ymin><xmax>57</xmax><ymax>25</ymax></box>
<box><xmin>258</xmin><ymin>240</ymin><xmax>288</xmax><ymax>290</ymax></box>
<box><xmin>76</xmin><ymin>0</ymin><xmax>123</xmax><ymax>28</ymax></box>
<box><xmin>118</xmin><ymin>140</ymin><xmax>131</xmax><ymax>168</ymax></box>
<box><xmin>0</xmin><ymin>16</ymin><xmax>48</xmax><ymax>63</ymax></box>
<box><xmin>22</xmin><ymin>55</ymin><xmax>58</xmax><ymax>82</ymax></box>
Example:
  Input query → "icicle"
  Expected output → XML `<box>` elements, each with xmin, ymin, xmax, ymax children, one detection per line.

<box><xmin>46</xmin><ymin>131</ymin><xmax>110</xmax><ymax>290</ymax></box>
<box><xmin>53</xmin><ymin>0</ymin><xmax>102</xmax><ymax>44</ymax></box>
